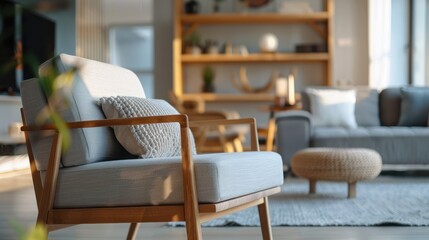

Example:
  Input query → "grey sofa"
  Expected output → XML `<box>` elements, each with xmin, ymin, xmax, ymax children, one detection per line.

<box><xmin>276</xmin><ymin>87</ymin><xmax>429</xmax><ymax>167</ymax></box>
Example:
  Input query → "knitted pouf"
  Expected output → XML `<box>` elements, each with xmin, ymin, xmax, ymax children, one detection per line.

<box><xmin>291</xmin><ymin>148</ymin><xmax>382</xmax><ymax>198</ymax></box>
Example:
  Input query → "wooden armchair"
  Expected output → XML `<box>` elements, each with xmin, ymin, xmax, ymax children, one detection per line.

<box><xmin>170</xmin><ymin>92</ymin><xmax>245</xmax><ymax>153</ymax></box>
<box><xmin>20</xmin><ymin>54</ymin><xmax>284</xmax><ymax>239</ymax></box>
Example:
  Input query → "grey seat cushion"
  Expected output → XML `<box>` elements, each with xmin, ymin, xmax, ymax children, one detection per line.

<box><xmin>49</xmin><ymin>151</ymin><xmax>284</xmax><ymax>208</ymax></box>
<box><xmin>311</xmin><ymin>127</ymin><xmax>429</xmax><ymax>164</ymax></box>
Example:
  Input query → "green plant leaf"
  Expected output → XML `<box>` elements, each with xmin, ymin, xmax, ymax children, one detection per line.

<box><xmin>23</xmin><ymin>224</ymin><xmax>47</xmax><ymax>240</ymax></box>
<box><xmin>10</xmin><ymin>220</ymin><xmax>26</xmax><ymax>240</ymax></box>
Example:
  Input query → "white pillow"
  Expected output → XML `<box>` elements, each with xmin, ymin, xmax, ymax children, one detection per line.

<box><xmin>99</xmin><ymin>96</ymin><xmax>196</xmax><ymax>158</ymax></box>
<box><xmin>306</xmin><ymin>88</ymin><xmax>358</xmax><ymax>128</ymax></box>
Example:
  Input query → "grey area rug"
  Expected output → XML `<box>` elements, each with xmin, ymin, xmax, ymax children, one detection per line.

<box><xmin>173</xmin><ymin>176</ymin><xmax>429</xmax><ymax>227</ymax></box>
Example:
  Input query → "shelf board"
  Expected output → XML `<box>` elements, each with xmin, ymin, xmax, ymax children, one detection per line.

<box><xmin>180</xmin><ymin>93</ymin><xmax>275</xmax><ymax>102</ymax></box>
<box><xmin>181</xmin><ymin>53</ymin><xmax>329</xmax><ymax>63</ymax></box>
<box><xmin>181</xmin><ymin>12</ymin><xmax>330</xmax><ymax>25</ymax></box>
<box><xmin>0</xmin><ymin>95</ymin><xmax>21</xmax><ymax>103</ymax></box>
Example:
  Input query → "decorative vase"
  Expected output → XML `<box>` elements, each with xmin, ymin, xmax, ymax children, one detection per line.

<box><xmin>202</xmin><ymin>82</ymin><xmax>215</xmax><ymax>93</ymax></box>
<box><xmin>186</xmin><ymin>45</ymin><xmax>201</xmax><ymax>55</ymax></box>
<box><xmin>259</xmin><ymin>33</ymin><xmax>279</xmax><ymax>53</ymax></box>
<box><xmin>185</xmin><ymin>0</ymin><xmax>200</xmax><ymax>14</ymax></box>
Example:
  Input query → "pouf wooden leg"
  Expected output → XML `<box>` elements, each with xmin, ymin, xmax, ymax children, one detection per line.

<box><xmin>348</xmin><ymin>182</ymin><xmax>357</xmax><ymax>199</ymax></box>
<box><xmin>309</xmin><ymin>179</ymin><xmax>317</xmax><ymax>194</ymax></box>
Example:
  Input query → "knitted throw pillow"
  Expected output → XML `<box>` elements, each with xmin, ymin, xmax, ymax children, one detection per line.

<box><xmin>99</xmin><ymin>96</ymin><xmax>196</xmax><ymax>158</ymax></box>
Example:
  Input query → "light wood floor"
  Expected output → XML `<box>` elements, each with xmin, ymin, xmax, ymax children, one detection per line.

<box><xmin>1</xmin><ymin>170</ymin><xmax>429</xmax><ymax>240</ymax></box>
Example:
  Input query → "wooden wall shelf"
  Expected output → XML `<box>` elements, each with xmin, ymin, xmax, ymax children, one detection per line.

<box><xmin>181</xmin><ymin>53</ymin><xmax>329</xmax><ymax>63</ymax></box>
<box><xmin>180</xmin><ymin>93</ymin><xmax>275</xmax><ymax>102</ymax></box>
<box><xmin>181</xmin><ymin>13</ymin><xmax>330</xmax><ymax>25</ymax></box>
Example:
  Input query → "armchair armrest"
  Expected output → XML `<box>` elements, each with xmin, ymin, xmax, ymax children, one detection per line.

<box><xmin>189</xmin><ymin>118</ymin><xmax>259</xmax><ymax>151</ymax></box>
<box><xmin>21</xmin><ymin>114</ymin><xmax>190</xmax><ymax>131</ymax></box>
<box><xmin>275</xmin><ymin>110</ymin><xmax>312</xmax><ymax>167</ymax></box>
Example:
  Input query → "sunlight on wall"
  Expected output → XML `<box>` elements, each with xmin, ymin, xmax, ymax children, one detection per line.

<box><xmin>369</xmin><ymin>0</ymin><xmax>391</xmax><ymax>89</ymax></box>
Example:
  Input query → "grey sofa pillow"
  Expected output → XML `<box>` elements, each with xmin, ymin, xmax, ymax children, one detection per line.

<box><xmin>398</xmin><ymin>87</ymin><xmax>429</xmax><ymax>126</ymax></box>
<box><xmin>354</xmin><ymin>88</ymin><xmax>380</xmax><ymax>126</ymax></box>
<box><xmin>99</xmin><ymin>96</ymin><xmax>196</xmax><ymax>158</ymax></box>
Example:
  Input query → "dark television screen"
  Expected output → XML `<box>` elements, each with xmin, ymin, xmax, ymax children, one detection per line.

<box><xmin>0</xmin><ymin>1</ymin><xmax>17</xmax><ymax>93</ymax></box>
<box><xmin>0</xmin><ymin>0</ymin><xmax>55</xmax><ymax>94</ymax></box>
<box><xmin>22</xmin><ymin>7</ymin><xmax>55</xmax><ymax>81</ymax></box>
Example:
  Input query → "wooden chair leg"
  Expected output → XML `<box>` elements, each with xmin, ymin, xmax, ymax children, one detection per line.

<box><xmin>224</xmin><ymin>142</ymin><xmax>235</xmax><ymax>152</ymax></box>
<box><xmin>233</xmin><ymin>138</ymin><xmax>244</xmax><ymax>152</ymax></box>
<box><xmin>185</xmin><ymin>219</ymin><xmax>202</xmax><ymax>240</ymax></box>
<box><xmin>258</xmin><ymin>197</ymin><xmax>273</xmax><ymax>240</ymax></box>
<box><xmin>126</xmin><ymin>223</ymin><xmax>140</xmax><ymax>240</ymax></box>
<box><xmin>309</xmin><ymin>179</ymin><xmax>317</xmax><ymax>194</ymax></box>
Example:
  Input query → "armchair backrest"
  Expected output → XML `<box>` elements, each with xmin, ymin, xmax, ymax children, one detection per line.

<box><xmin>21</xmin><ymin>54</ymin><xmax>145</xmax><ymax>170</ymax></box>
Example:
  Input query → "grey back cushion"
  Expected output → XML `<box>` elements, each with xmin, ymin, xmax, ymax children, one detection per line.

<box><xmin>397</xmin><ymin>87</ymin><xmax>429</xmax><ymax>126</ymax></box>
<box><xmin>301</xmin><ymin>87</ymin><xmax>380</xmax><ymax>127</ymax></box>
<box><xmin>21</xmin><ymin>78</ymin><xmax>59</xmax><ymax>171</ymax></box>
<box><xmin>22</xmin><ymin>54</ymin><xmax>145</xmax><ymax>170</ymax></box>
<box><xmin>379</xmin><ymin>87</ymin><xmax>401</xmax><ymax>126</ymax></box>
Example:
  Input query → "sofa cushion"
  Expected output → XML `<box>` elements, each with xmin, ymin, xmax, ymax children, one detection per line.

<box><xmin>302</xmin><ymin>87</ymin><xmax>380</xmax><ymax>127</ymax></box>
<box><xmin>379</xmin><ymin>88</ymin><xmax>401</xmax><ymax>126</ymax></box>
<box><xmin>306</xmin><ymin>88</ymin><xmax>358</xmax><ymax>128</ymax></box>
<box><xmin>354</xmin><ymin>88</ymin><xmax>380</xmax><ymax>126</ymax></box>
<box><xmin>398</xmin><ymin>87</ymin><xmax>429</xmax><ymax>126</ymax></box>
<box><xmin>48</xmin><ymin>151</ymin><xmax>284</xmax><ymax>208</ymax></box>
<box><xmin>311</xmin><ymin>127</ymin><xmax>429</xmax><ymax>164</ymax></box>
<box><xmin>32</xmin><ymin>54</ymin><xmax>144</xmax><ymax>169</ymax></box>
<box><xmin>99</xmin><ymin>96</ymin><xmax>196</xmax><ymax>158</ymax></box>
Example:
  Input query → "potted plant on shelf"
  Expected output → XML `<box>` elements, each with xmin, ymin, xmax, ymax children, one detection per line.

<box><xmin>184</xmin><ymin>31</ymin><xmax>202</xmax><ymax>55</ymax></box>
<box><xmin>202</xmin><ymin>65</ymin><xmax>215</xmax><ymax>93</ymax></box>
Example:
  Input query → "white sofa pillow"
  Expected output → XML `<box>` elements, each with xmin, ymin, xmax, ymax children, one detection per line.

<box><xmin>99</xmin><ymin>96</ymin><xmax>196</xmax><ymax>158</ymax></box>
<box><xmin>306</xmin><ymin>88</ymin><xmax>358</xmax><ymax>128</ymax></box>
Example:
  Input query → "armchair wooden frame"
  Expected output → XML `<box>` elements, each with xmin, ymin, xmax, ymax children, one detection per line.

<box><xmin>21</xmin><ymin>110</ymin><xmax>280</xmax><ymax>240</ymax></box>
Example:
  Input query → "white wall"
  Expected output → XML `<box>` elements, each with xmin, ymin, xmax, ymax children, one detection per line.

<box><xmin>334</xmin><ymin>0</ymin><xmax>368</xmax><ymax>86</ymax></box>
<box><xmin>102</xmin><ymin>0</ymin><xmax>152</xmax><ymax>26</ymax></box>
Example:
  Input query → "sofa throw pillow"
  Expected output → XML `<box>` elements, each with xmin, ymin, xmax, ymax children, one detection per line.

<box><xmin>99</xmin><ymin>96</ymin><xmax>196</xmax><ymax>158</ymax></box>
<box><xmin>398</xmin><ymin>87</ymin><xmax>429</xmax><ymax>126</ymax></box>
<box><xmin>306</xmin><ymin>88</ymin><xmax>358</xmax><ymax>128</ymax></box>
<box><xmin>354</xmin><ymin>88</ymin><xmax>380</xmax><ymax>126</ymax></box>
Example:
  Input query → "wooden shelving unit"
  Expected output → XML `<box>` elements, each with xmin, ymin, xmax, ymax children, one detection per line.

<box><xmin>180</xmin><ymin>93</ymin><xmax>275</xmax><ymax>102</ymax></box>
<box><xmin>181</xmin><ymin>12</ymin><xmax>330</xmax><ymax>24</ymax></box>
<box><xmin>173</xmin><ymin>0</ymin><xmax>334</xmax><ymax>106</ymax></box>
<box><xmin>181</xmin><ymin>53</ymin><xmax>329</xmax><ymax>64</ymax></box>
